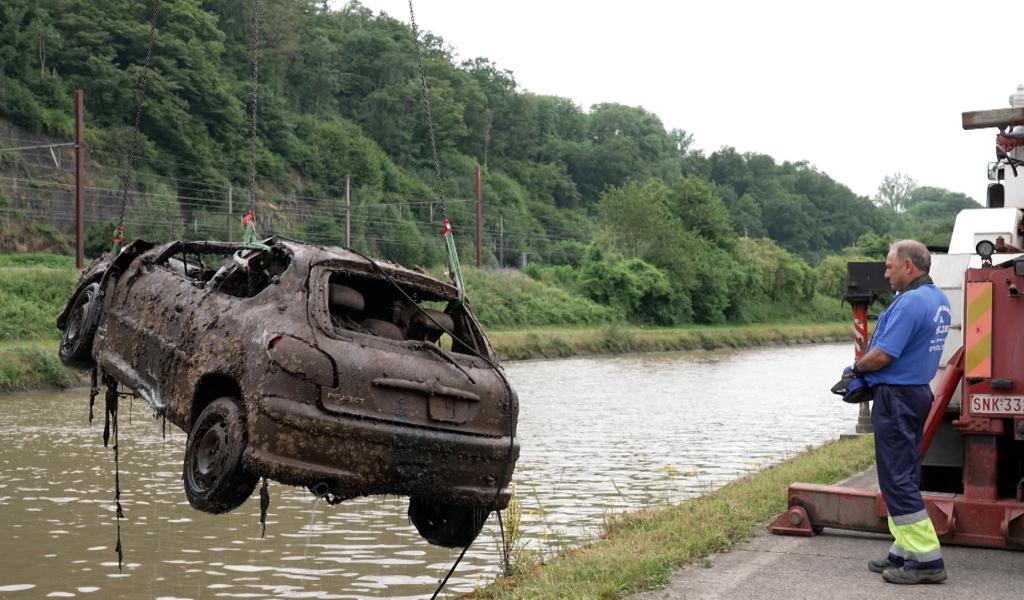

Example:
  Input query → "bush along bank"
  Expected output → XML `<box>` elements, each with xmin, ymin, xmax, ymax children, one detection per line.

<box><xmin>467</xmin><ymin>435</ymin><xmax>875</xmax><ymax>600</ymax></box>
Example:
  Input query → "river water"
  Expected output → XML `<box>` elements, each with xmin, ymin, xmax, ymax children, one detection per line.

<box><xmin>0</xmin><ymin>343</ymin><xmax>858</xmax><ymax>598</ymax></box>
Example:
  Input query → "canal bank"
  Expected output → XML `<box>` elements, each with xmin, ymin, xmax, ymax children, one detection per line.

<box><xmin>488</xmin><ymin>322</ymin><xmax>848</xmax><ymax>361</ymax></box>
<box><xmin>0</xmin><ymin>322</ymin><xmax>848</xmax><ymax>393</ymax></box>
<box><xmin>465</xmin><ymin>435</ymin><xmax>876</xmax><ymax>600</ymax></box>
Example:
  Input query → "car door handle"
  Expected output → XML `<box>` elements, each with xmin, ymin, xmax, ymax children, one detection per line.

<box><xmin>371</xmin><ymin>378</ymin><xmax>479</xmax><ymax>402</ymax></box>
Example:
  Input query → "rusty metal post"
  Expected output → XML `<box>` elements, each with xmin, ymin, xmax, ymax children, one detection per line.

<box><xmin>475</xmin><ymin>164</ymin><xmax>482</xmax><ymax>268</ymax></box>
<box><xmin>344</xmin><ymin>174</ymin><xmax>351</xmax><ymax>248</ymax></box>
<box><xmin>227</xmin><ymin>184</ymin><xmax>233</xmax><ymax>242</ymax></box>
<box><xmin>852</xmin><ymin>300</ymin><xmax>873</xmax><ymax>433</ymax></box>
<box><xmin>74</xmin><ymin>88</ymin><xmax>85</xmax><ymax>269</ymax></box>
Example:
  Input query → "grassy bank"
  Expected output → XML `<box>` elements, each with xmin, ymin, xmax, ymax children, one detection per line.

<box><xmin>0</xmin><ymin>340</ymin><xmax>84</xmax><ymax>392</ymax></box>
<box><xmin>0</xmin><ymin>255</ymin><xmax>83</xmax><ymax>391</ymax></box>
<box><xmin>488</xmin><ymin>322</ymin><xmax>850</xmax><ymax>361</ymax></box>
<box><xmin>468</xmin><ymin>435</ymin><xmax>875</xmax><ymax>599</ymax></box>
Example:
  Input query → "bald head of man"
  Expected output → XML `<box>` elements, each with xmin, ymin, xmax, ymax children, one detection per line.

<box><xmin>884</xmin><ymin>239</ymin><xmax>930</xmax><ymax>293</ymax></box>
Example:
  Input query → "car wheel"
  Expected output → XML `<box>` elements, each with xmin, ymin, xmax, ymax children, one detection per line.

<box><xmin>59</xmin><ymin>282</ymin><xmax>102</xmax><ymax>369</ymax></box>
<box><xmin>408</xmin><ymin>497</ymin><xmax>490</xmax><ymax>548</ymax></box>
<box><xmin>183</xmin><ymin>397</ymin><xmax>258</xmax><ymax>514</ymax></box>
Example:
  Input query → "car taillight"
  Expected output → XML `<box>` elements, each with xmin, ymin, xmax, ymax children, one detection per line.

<box><xmin>267</xmin><ymin>335</ymin><xmax>336</xmax><ymax>387</ymax></box>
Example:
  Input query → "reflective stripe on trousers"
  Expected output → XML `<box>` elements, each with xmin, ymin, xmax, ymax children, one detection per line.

<box><xmin>887</xmin><ymin>511</ymin><xmax>943</xmax><ymax>569</ymax></box>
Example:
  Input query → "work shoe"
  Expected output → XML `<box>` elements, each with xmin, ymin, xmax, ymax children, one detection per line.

<box><xmin>881</xmin><ymin>566</ymin><xmax>947</xmax><ymax>584</ymax></box>
<box><xmin>867</xmin><ymin>557</ymin><xmax>900</xmax><ymax>573</ymax></box>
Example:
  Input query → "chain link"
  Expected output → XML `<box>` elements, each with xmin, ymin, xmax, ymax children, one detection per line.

<box><xmin>407</xmin><ymin>0</ymin><xmax>448</xmax><ymax>224</ymax></box>
<box><xmin>247</xmin><ymin>0</ymin><xmax>262</xmax><ymax>215</ymax></box>
<box><xmin>115</xmin><ymin>0</ymin><xmax>160</xmax><ymax>241</ymax></box>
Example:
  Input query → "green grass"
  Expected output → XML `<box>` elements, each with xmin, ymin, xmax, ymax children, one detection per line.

<box><xmin>0</xmin><ymin>253</ymin><xmax>76</xmax><ymax>268</ymax></box>
<box><xmin>468</xmin><ymin>435</ymin><xmax>875</xmax><ymax>599</ymax></box>
<box><xmin>0</xmin><ymin>263</ymin><xmax>78</xmax><ymax>341</ymax></box>
<box><xmin>0</xmin><ymin>254</ymin><xmax>83</xmax><ymax>390</ymax></box>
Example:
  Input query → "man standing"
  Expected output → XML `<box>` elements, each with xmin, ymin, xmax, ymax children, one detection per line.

<box><xmin>848</xmin><ymin>239</ymin><xmax>952</xmax><ymax>584</ymax></box>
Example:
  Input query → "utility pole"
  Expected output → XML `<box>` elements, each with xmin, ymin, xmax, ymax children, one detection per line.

<box><xmin>227</xmin><ymin>184</ymin><xmax>233</xmax><ymax>242</ymax></box>
<box><xmin>344</xmin><ymin>174</ymin><xmax>351</xmax><ymax>247</ymax></box>
<box><xmin>74</xmin><ymin>89</ymin><xmax>85</xmax><ymax>270</ymax></box>
<box><xmin>499</xmin><ymin>216</ymin><xmax>504</xmax><ymax>267</ymax></box>
<box><xmin>475</xmin><ymin>164</ymin><xmax>482</xmax><ymax>268</ymax></box>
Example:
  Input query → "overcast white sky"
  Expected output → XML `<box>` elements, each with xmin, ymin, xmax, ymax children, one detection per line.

<box><xmin>330</xmin><ymin>0</ymin><xmax>1019</xmax><ymax>203</ymax></box>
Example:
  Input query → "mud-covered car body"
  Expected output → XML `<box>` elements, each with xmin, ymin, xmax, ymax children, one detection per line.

<box><xmin>58</xmin><ymin>238</ymin><xmax>518</xmax><ymax>535</ymax></box>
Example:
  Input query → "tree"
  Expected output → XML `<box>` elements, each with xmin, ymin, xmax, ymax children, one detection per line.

<box><xmin>668</xmin><ymin>175</ymin><xmax>733</xmax><ymax>246</ymax></box>
<box><xmin>596</xmin><ymin>179</ymin><xmax>679</xmax><ymax>260</ymax></box>
<box><xmin>874</xmin><ymin>172</ymin><xmax>917</xmax><ymax>214</ymax></box>
<box><xmin>732</xmin><ymin>192</ymin><xmax>765</xmax><ymax>237</ymax></box>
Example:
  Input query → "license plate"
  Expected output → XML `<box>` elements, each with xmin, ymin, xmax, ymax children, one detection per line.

<box><xmin>969</xmin><ymin>394</ymin><xmax>1024</xmax><ymax>415</ymax></box>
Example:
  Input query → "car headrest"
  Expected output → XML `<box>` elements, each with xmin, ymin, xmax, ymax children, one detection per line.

<box><xmin>402</xmin><ymin>307</ymin><xmax>454</xmax><ymax>342</ymax></box>
<box><xmin>360</xmin><ymin>318</ymin><xmax>405</xmax><ymax>341</ymax></box>
<box><xmin>329</xmin><ymin>284</ymin><xmax>365</xmax><ymax>313</ymax></box>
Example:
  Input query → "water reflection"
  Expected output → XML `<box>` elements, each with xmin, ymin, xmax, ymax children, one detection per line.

<box><xmin>0</xmin><ymin>343</ymin><xmax>857</xmax><ymax>598</ymax></box>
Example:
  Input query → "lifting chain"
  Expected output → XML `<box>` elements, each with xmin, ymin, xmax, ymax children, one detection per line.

<box><xmin>406</xmin><ymin>9</ymin><xmax>514</xmax><ymax>597</ymax></box>
<box><xmin>241</xmin><ymin>0</ymin><xmax>265</xmax><ymax>249</ymax></box>
<box><xmin>407</xmin><ymin>0</ymin><xmax>465</xmax><ymax>302</ymax></box>
<box><xmin>113</xmin><ymin>0</ymin><xmax>160</xmax><ymax>254</ymax></box>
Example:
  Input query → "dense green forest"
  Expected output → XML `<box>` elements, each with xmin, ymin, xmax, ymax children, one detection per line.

<box><xmin>0</xmin><ymin>0</ymin><xmax>980</xmax><ymax>325</ymax></box>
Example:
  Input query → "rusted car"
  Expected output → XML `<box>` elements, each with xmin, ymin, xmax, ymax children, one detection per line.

<box><xmin>57</xmin><ymin>238</ymin><xmax>519</xmax><ymax>548</ymax></box>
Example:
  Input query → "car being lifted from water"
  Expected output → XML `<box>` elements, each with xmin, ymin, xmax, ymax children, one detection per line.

<box><xmin>57</xmin><ymin>238</ymin><xmax>519</xmax><ymax>548</ymax></box>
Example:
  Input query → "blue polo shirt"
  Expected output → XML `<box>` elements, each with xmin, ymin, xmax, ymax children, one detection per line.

<box><xmin>865</xmin><ymin>282</ymin><xmax>951</xmax><ymax>386</ymax></box>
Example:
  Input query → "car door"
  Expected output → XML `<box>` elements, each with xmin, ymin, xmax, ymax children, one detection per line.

<box><xmin>105</xmin><ymin>244</ymin><xmax>205</xmax><ymax>415</ymax></box>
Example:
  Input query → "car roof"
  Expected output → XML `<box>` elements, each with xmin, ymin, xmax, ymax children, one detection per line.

<box><xmin>276</xmin><ymin>239</ymin><xmax>460</xmax><ymax>301</ymax></box>
<box><xmin>144</xmin><ymin>237</ymin><xmax>460</xmax><ymax>301</ymax></box>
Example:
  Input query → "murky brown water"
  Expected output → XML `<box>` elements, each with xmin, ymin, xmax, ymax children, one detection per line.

<box><xmin>0</xmin><ymin>343</ymin><xmax>858</xmax><ymax>598</ymax></box>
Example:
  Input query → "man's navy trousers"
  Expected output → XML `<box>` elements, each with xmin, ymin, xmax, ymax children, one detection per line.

<box><xmin>871</xmin><ymin>383</ymin><xmax>944</xmax><ymax>570</ymax></box>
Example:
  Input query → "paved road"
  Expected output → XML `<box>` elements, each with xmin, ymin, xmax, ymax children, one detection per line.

<box><xmin>628</xmin><ymin>467</ymin><xmax>1024</xmax><ymax>600</ymax></box>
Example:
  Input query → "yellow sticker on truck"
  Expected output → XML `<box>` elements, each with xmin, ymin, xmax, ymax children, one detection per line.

<box><xmin>965</xmin><ymin>281</ymin><xmax>992</xmax><ymax>379</ymax></box>
<box><xmin>970</xmin><ymin>394</ymin><xmax>1024</xmax><ymax>415</ymax></box>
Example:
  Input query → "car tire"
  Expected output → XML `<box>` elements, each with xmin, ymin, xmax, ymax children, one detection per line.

<box><xmin>183</xmin><ymin>397</ymin><xmax>258</xmax><ymax>514</ymax></box>
<box><xmin>58</xmin><ymin>282</ymin><xmax>102</xmax><ymax>369</ymax></box>
<box><xmin>407</xmin><ymin>497</ymin><xmax>490</xmax><ymax>548</ymax></box>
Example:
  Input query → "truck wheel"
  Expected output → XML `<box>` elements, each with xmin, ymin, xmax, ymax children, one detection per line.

<box><xmin>59</xmin><ymin>282</ymin><xmax>101</xmax><ymax>370</ymax></box>
<box><xmin>408</xmin><ymin>497</ymin><xmax>489</xmax><ymax>548</ymax></box>
<box><xmin>183</xmin><ymin>397</ymin><xmax>258</xmax><ymax>514</ymax></box>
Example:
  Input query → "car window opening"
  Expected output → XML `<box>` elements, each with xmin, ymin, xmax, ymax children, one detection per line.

<box><xmin>326</xmin><ymin>272</ymin><xmax>473</xmax><ymax>350</ymax></box>
<box><xmin>159</xmin><ymin>244</ymin><xmax>291</xmax><ymax>299</ymax></box>
<box><xmin>215</xmin><ymin>249</ymin><xmax>289</xmax><ymax>298</ymax></box>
